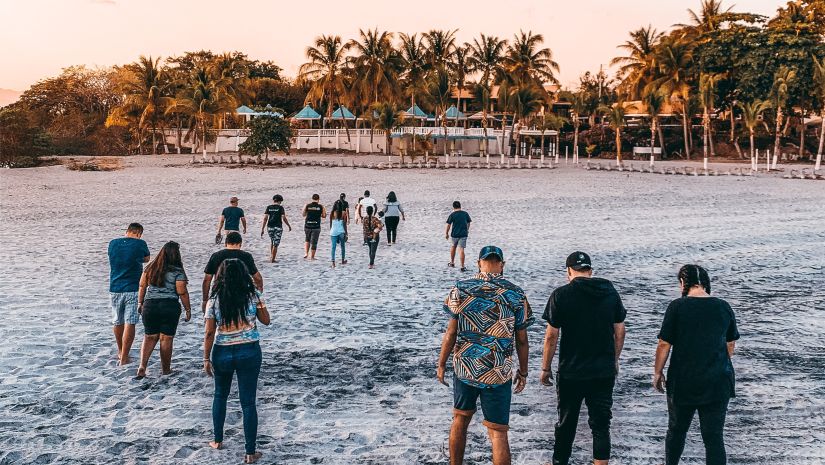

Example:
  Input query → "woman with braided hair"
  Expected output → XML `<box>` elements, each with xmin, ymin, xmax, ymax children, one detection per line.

<box><xmin>653</xmin><ymin>264</ymin><xmax>740</xmax><ymax>465</ymax></box>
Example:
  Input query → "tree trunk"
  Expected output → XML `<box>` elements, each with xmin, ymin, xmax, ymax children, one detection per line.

<box><xmin>798</xmin><ymin>115</ymin><xmax>805</xmax><ymax>159</ymax></box>
<box><xmin>729</xmin><ymin>106</ymin><xmax>736</xmax><ymax>143</ymax></box>
<box><xmin>682</xmin><ymin>111</ymin><xmax>690</xmax><ymax>159</ymax></box>
<box><xmin>151</xmin><ymin>123</ymin><xmax>158</xmax><ymax>155</ymax></box>
<box><xmin>816</xmin><ymin>115</ymin><xmax>824</xmax><ymax>171</ymax></box>
<box><xmin>573</xmin><ymin>120</ymin><xmax>580</xmax><ymax>159</ymax></box>
<box><xmin>616</xmin><ymin>128</ymin><xmax>622</xmax><ymax>165</ymax></box>
<box><xmin>650</xmin><ymin>117</ymin><xmax>657</xmax><ymax>167</ymax></box>
<box><xmin>658</xmin><ymin>124</ymin><xmax>668</xmax><ymax>158</ymax></box>
<box><xmin>773</xmin><ymin>107</ymin><xmax>782</xmax><ymax>168</ymax></box>
<box><xmin>411</xmin><ymin>94</ymin><xmax>417</xmax><ymax>152</ymax></box>
<box><xmin>750</xmin><ymin>130</ymin><xmax>755</xmax><ymax>170</ymax></box>
<box><xmin>703</xmin><ymin>110</ymin><xmax>709</xmax><ymax>170</ymax></box>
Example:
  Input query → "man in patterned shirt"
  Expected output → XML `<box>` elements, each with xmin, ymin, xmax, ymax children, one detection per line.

<box><xmin>437</xmin><ymin>245</ymin><xmax>534</xmax><ymax>465</ymax></box>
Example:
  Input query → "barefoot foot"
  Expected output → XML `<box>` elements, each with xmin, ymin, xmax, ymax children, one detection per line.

<box><xmin>244</xmin><ymin>452</ymin><xmax>262</xmax><ymax>463</ymax></box>
<box><xmin>208</xmin><ymin>441</ymin><xmax>222</xmax><ymax>450</ymax></box>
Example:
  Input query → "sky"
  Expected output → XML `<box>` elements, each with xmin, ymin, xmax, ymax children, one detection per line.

<box><xmin>0</xmin><ymin>0</ymin><xmax>785</xmax><ymax>92</ymax></box>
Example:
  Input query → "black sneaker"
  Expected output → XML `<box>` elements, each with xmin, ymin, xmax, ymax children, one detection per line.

<box><xmin>460</xmin><ymin>267</ymin><xmax>467</xmax><ymax>272</ymax></box>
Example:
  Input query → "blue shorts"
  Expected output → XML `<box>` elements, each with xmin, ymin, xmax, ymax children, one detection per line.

<box><xmin>451</xmin><ymin>236</ymin><xmax>468</xmax><ymax>248</ymax></box>
<box><xmin>453</xmin><ymin>375</ymin><xmax>512</xmax><ymax>430</ymax></box>
<box><xmin>110</xmin><ymin>292</ymin><xmax>139</xmax><ymax>326</ymax></box>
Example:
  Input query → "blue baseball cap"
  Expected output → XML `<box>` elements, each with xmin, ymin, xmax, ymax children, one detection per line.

<box><xmin>479</xmin><ymin>245</ymin><xmax>504</xmax><ymax>261</ymax></box>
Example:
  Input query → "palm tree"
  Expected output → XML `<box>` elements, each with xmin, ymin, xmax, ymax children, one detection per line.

<box><xmin>504</xmin><ymin>30</ymin><xmax>560</xmax><ymax>89</ymax></box>
<box><xmin>298</xmin><ymin>35</ymin><xmax>352</xmax><ymax>127</ymax></box>
<box><xmin>115</xmin><ymin>56</ymin><xmax>170</xmax><ymax>154</ymax></box>
<box><xmin>650</xmin><ymin>36</ymin><xmax>694</xmax><ymax>158</ymax></box>
<box><xmin>611</xmin><ymin>25</ymin><xmax>664</xmax><ymax>99</ymax></box>
<box><xmin>643</xmin><ymin>87</ymin><xmax>666</xmax><ymax>166</ymax></box>
<box><xmin>738</xmin><ymin>100</ymin><xmax>772</xmax><ymax>169</ymax></box>
<box><xmin>399</xmin><ymin>33</ymin><xmax>428</xmax><ymax>151</ymax></box>
<box><xmin>448</xmin><ymin>44</ymin><xmax>472</xmax><ymax>127</ymax></box>
<box><xmin>423</xmin><ymin>29</ymin><xmax>457</xmax><ymax>69</ymax></box>
<box><xmin>813</xmin><ymin>54</ymin><xmax>825</xmax><ymax>171</ymax></box>
<box><xmin>600</xmin><ymin>103</ymin><xmax>627</xmax><ymax>165</ymax></box>
<box><xmin>468</xmin><ymin>34</ymin><xmax>508</xmax><ymax>148</ymax></box>
<box><xmin>426</xmin><ymin>66</ymin><xmax>452</xmax><ymax>157</ymax></box>
<box><xmin>680</xmin><ymin>0</ymin><xmax>734</xmax><ymax>34</ymax></box>
<box><xmin>371</xmin><ymin>102</ymin><xmax>405</xmax><ymax>160</ymax></box>
<box><xmin>350</xmin><ymin>29</ymin><xmax>400</xmax><ymax>150</ymax></box>
<box><xmin>699</xmin><ymin>73</ymin><xmax>723</xmax><ymax>169</ymax></box>
<box><xmin>770</xmin><ymin>66</ymin><xmax>797</xmax><ymax>168</ymax></box>
<box><xmin>508</xmin><ymin>84</ymin><xmax>545</xmax><ymax>157</ymax></box>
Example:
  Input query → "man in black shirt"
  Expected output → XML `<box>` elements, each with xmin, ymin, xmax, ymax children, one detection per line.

<box><xmin>302</xmin><ymin>194</ymin><xmax>326</xmax><ymax>260</ymax></box>
<box><xmin>260</xmin><ymin>194</ymin><xmax>292</xmax><ymax>263</ymax></box>
<box><xmin>540</xmin><ymin>251</ymin><xmax>626</xmax><ymax>465</ymax></box>
<box><xmin>201</xmin><ymin>232</ymin><xmax>262</xmax><ymax>313</ymax></box>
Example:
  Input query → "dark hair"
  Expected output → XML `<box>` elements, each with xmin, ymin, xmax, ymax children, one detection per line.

<box><xmin>332</xmin><ymin>200</ymin><xmax>345</xmax><ymax>219</ymax></box>
<box><xmin>273</xmin><ymin>194</ymin><xmax>283</xmax><ymax>202</ymax></box>
<box><xmin>225</xmin><ymin>231</ymin><xmax>243</xmax><ymax>245</ymax></box>
<box><xmin>209</xmin><ymin>259</ymin><xmax>257</xmax><ymax>327</ymax></box>
<box><xmin>340</xmin><ymin>193</ymin><xmax>346</xmax><ymax>200</ymax></box>
<box><xmin>364</xmin><ymin>190</ymin><xmax>371</xmax><ymax>197</ymax></box>
<box><xmin>366</xmin><ymin>205</ymin><xmax>374</xmax><ymax>217</ymax></box>
<box><xmin>145</xmin><ymin>241</ymin><xmax>184</xmax><ymax>288</ymax></box>
<box><xmin>452</xmin><ymin>201</ymin><xmax>461</xmax><ymax>209</ymax></box>
<box><xmin>312</xmin><ymin>193</ymin><xmax>320</xmax><ymax>201</ymax></box>
<box><xmin>127</xmin><ymin>223</ymin><xmax>144</xmax><ymax>234</ymax></box>
<box><xmin>387</xmin><ymin>191</ymin><xmax>398</xmax><ymax>203</ymax></box>
<box><xmin>678</xmin><ymin>264</ymin><xmax>711</xmax><ymax>297</ymax></box>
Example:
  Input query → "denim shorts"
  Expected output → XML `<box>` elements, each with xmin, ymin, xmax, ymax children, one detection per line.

<box><xmin>453</xmin><ymin>375</ymin><xmax>512</xmax><ymax>430</ymax></box>
<box><xmin>451</xmin><ymin>236</ymin><xmax>468</xmax><ymax>248</ymax></box>
<box><xmin>110</xmin><ymin>292</ymin><xmax>139</xmax><ymax>326</ymax></box>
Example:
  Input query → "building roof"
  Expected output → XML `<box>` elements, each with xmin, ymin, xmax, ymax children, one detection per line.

<box><xmin>292</xmin><ymin>104</ymin><xmax>321</xmax><ymax>120</ymax></box>
<box><xmin>330</xmin><ymin>105</ymin><xmax>356</xmax><ymax>120</ymax></box>
<box><xmin>445</xmin><ymin>105</ymin><xmax>466</xmax><ymax>120</ymax></box>
<box><xmin>404</xmin><ymin>104</ymin><xmax>431</xmax><ymax>119</ymax></box>
<box><xmin>236</xmin><ymin>105</ymin><xmax>255</xmax><ymax>114</ymax></box>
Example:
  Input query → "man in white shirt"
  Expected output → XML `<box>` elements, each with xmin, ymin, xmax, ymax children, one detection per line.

<box><xmin>356</xmin><ymin>190</ymin><xmax>377</xmax><ymax>223</ymax></box>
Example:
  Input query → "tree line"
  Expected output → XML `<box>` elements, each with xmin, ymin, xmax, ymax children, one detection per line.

<box><xmin>1</xmin><ymin>0</ymin><xmax>823</xmax><ymax>168</ymax></box>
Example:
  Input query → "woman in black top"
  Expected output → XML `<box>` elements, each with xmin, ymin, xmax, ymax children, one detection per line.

<box><xmin>653</xmin><ymin>265</ymin><xmax>740</xmax><ymax>465</ymax></box>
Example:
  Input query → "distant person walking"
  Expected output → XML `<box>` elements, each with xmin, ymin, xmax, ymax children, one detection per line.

<box><xmin>108</xmin><ymin>223</ymin><xmax>150</xmax><ymax>365</ymax></box>
<box><xmin>437</xmin><ymin>246</ymin><xmax>534</xmax><ymax>465</ymax></box>
<box><xmin>136</xmin><ymin>241</ymin><xmax>191</xmax><ymax>378</ymax></box>
<box><xmin>260</xmin><ymin>194</ymin><xmax>292</xmax><ymax>263</ymax></box>
<box><xmin>540</xmin><ymin>252</ymin><xmax>626</xmax><ymax>465</ymax></box>
<box><xmin>445</xmin><ymin>201</ymin><xmax>472</xmax><ymax>272</ymax></box>
<box><xmin>356</xmin><ymin>190</ymin><xmax>376</xmax><ymax>223</ymax></box>
<box><xmin>216</xmin><ymin>196</ymin><xmax>246</xmax><ymax>243</ymax></box>
<box><xmin>203</xmin><ymin>259</ymin><xmax>270</xmax><ymax>464</ymax></box>
<box><xmin>338</xmin><ymin>193</ymin><xmax>351</xmax><ymax>223</ymax></box>
<box><xmin>654</xmin><ymin>265</ymin><xmax>739</xmax><ymax>465</ymax></box>
<box><xmin>202</xmin><ymin>232</ymin><xmax>262</xmax><ymax>314</ymax></box>
<box><xmin>382</xmin><ymin>191</ymin><xmax>405</xmax><ymax>245</ymax></box>
<box><xmin>302</xmin><ymin>194</ymin><xmax>326</xmax><ymax>260</ymax></box>
<box><xmin>329</xmin><ymin>200</ymin><xmax>348</xmax><ymax>267</ymax></box>
<box><xmin>361</xmin><ymin>206</ymin><xmax>383</xmax><ymax>269</ymax></box>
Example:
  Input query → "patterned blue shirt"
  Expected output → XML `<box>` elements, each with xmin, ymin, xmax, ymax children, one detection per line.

<box><xmin>444</xmin><ymin>272</ymin><xmax>534</xmax><ymax>388</ymax></box>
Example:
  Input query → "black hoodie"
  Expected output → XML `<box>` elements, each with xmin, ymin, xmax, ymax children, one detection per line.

<box><xmin>543</xmin><ymin>277</ymin><xmax>626</xmax><ymax>380</ymax></box>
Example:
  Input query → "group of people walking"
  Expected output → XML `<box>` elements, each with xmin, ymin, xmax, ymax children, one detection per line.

<box><xmin>438</xmin><ymin>248</ymin><xmax>739</xmax><ymax>465</ymax></box>
<box><xmin>107</xmin><ymin>204</ymin><xmax>739</xmax><ymax>464</ymax></box>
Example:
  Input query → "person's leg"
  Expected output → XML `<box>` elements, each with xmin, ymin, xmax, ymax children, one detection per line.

<box><xmin>553</xmin><ymin>377</ymin><xmax>585</xmax><ymax>465</ymax></box>
<box><xmin>159</xmin><ymin>335</ymin><xmax>174</xmax><ymax>374</ymax></box>
<box><xmin>449</xmin><ymin>244</ymin><xmax>457</xmax><ymax>266</ymax></box>
<box><xmin>451</xmin><ymin>376</ymin><xmax>479</xmax><ymax>465</ymax></box>
<box><xmin>113</xmin><ymin>325</ymin><xmax>124</xmax><ymax>353</ymax></box>
<box><xmin>369</xmin><ymin>240</ymin><xmax>378</xmax><ymax>266</ymax></box>
<box><xmin>111</xmin><ymin>293</ymin><xmax>125</xmax><ymax>353</ymax></box>
<box><xmin>304</xmin><ymin>228</ymin><xmax>310</xmax><ymax>258</ymax></box>
<box><xmin>211</xmin><ymin>345</ymin><xmax>233</xmax><ymax>447</ymax></box>
<box><xmin>236</xmin><ymin>343</ymin><xmax>263</xmax><ymax>457</ymax></box>
<box><xmin>120</xmin><ymin>324</ymin><xmax>136</xmax><ymax>365</ymax></box>
<box><xmin>479</xmin><ymin>381</ymin><xmax>513</xmax><ymax>465</ymax></box>
<box><xmin>584</xmin><ymin>377</ymin><xmax>615</xmax><ymax>465</ymax></box>
<box><xmin>697</xmin><ymin>399</ymin><xmax>729</xmax><ymax>465</ymax></box>
<box><xmin>310</xmin><ymin>229</ymin><xmax>320</xmax><ymax>260</ymax></box>
<box><xmin>458</xmin><ymin>246</ymin><xmax>466</xmax><ymax>269</ymax></box>
<box><xmin>137</xmin><ymin>333</ymin><xmax>159</xmax><ymax>377</ymax></box>
<box><xmin>120</xmin><ymin>292</ymin><xmax>140</xmax><ymax>364</ymax></box>
<box><xmin>665</xmin><ymin>397</ymin><xmax>696</xmax><ymax>465</ymax></box>
<box><xmin>340</xmin><ymin>236</ymin><xmax>346</xmax><ymax>263</ymax></box>
<box><xmin>331</xmin><ymin>235</ymin><xmax>338</xmax><ymax>264</ymax></box>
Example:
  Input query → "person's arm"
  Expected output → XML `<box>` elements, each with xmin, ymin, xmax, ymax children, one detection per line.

<box><xmin>614</xmin><ymin>322</ymin><xmax>626</xmax><ymax>376</ymax></box>
<box><xmin>400</xmin><ymin>204</ymin><xmax>406</xmax><ymax>221</ymax></box>
<box><xmin>540</xmin><ymin>325</ymin><xmax>559</xmax><ymax>385</ymax></box>
<box><xmin>261</xmin><ymin>214</ymin><xmax>269</xmax><ymax>237</ymax></box>
<box><xmin>176</xmin><ymin>280</ymin><xmax>191</xmax><ymax>322</ymax></box>
<box><xmin>727</xmin><ymin>341</ymin><xmax>736</xmax><ymax>357</ymax></box>
<box><xmin>466</xmin><ymin>216</ymin><xmax>471</xmax><ymax>234</ymax></box>
<box><xmin>203</xmin><ymin>319</ymin><xmax>217</xmax><ymax>376</ymax></box>
<box><xmin>302</xmin><ymin>204</ymin><xmax>308</xmax><ymax>218</ymax></box>
<box><xmin>344</xmin><ymin>209</ymin><xmax>350</xmax><ymax>225</ymax></box>
<box><xmin>514</xmin><ymin>328</ymin><xmax>529</xmax><ymax>393</ymax></box>
<box><xmin>201</xmin><ymin>274</ymin><xmax>213</xmax><ymax>314</ymax></box>
<box><xmin>283</xmin><ymin>212</ymin><xmax>292</xmax><ymax>231</ymax></box>
<box><xmin>445</xmin><ymin>222</ymin><xmax>451</xmax><ymax>240</ymax></box>
<box><xmin>653</xmin><ymin>339</ymin><xmax>671</xmax><ymax>392</ymax></box>
<box><xmin>256</xmin><ymin>297</ymin><xmax>271</xmax><ymax>326</ymax></box>
<box><xmin>217</xmin><ymin>215</ymin><xmax>225</xmax><ymax>234</ymax></box>
<box><xmin>252</xmin><ymin>272</ymin><xmax>263</xmax><ymax>292</ymax></box>
<box><xmin>436</xmin><ymin>319</ymin><xmax>458</xmax><ymax>386</ymax></box>
<box><xmin>137</xmin><ymin>272</ymin><xmax>148</xmax><ymax>314</ymax></box>
<box><xmin>321</xmin><ymin>206</ymin><xmax>327</xmax><ymax>219</ymax></box>
<box><xmin>241</xmin><ymin>216</ymin><xmax>247</xmax><ymax>234</ymax></box>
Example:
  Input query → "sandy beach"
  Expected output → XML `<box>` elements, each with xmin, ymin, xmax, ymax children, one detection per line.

<box><xmin>0</xmin><ymin>156</ymin><xmax>823</xmax><ymax>464</ymax></box>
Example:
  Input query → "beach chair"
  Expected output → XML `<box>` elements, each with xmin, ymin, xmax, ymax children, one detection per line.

<box><xmin>784</xmin><ymin>170</ymin><xmax>795</xmax><ymax>179</ymax></box>
<box><xmin>801</xmin><ymin>168</ymin><xmax>811</xmax><ymax>179</ymax></box>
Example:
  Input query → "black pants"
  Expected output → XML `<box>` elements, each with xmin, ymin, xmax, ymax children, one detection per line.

<box><xmin>385</xmin><ymin>216</ymin><xmax>400</xmax><ymax>243</ymax></box>
<box><xmin>666</xmin><ymin>397</ymin><xmax>729</xmax><ymax>465</ymax></box>
<box><xmin>553</xmin><ymin>376</ymin><xmax>615</xmax><ymax>465</ymax></box>
<box><xmin>367</xmin><ymin>238</ymin><xmax>379</xmax><ymax>265</ymax></box>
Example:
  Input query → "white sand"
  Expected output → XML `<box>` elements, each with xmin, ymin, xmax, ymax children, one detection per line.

<box><xmin>0</xmin><ymin>157</ymin><xmax>823</xmax><ymax>464</ymax></box>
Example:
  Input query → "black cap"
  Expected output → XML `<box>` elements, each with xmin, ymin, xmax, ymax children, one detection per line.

<box><xmin>479</xmin><ymin>245</ymin><xmax>504</xmax><ymax>261</ymax></box>
<box><xmin>566</xmin><ymin>251</ymin><xmax>591</xmax><ymax>271</ymax></box>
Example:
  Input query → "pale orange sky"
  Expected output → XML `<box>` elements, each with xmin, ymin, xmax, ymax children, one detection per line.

<box><xmin>0</xmin><ymin>0</ymin><xmax>784</xmax><ymax>91</ymax></box>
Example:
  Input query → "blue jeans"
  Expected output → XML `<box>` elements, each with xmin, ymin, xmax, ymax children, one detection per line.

<box><xmin>331</xmin><ymin>234</ymin><xmax>346</xmax><ymax>262</ymax></box>
<box><xmin>211</xmin><ymin>341</ymin><xmax>262</xmax><ymax>455</ymax></box>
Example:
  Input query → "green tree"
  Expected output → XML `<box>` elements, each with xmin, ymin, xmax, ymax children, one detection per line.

<box><xmin>371</xmin><ymin>102</ymin><xmax>404</xmax><ymax>160</ymax></box>
<box><xmin>813</xmin><ymin>54</ymin><xmax>825</xmax><ymax>170</ymax></box>
<box><xmin>468</xmin><ymin>34</ymin><xmax>508</xmax><ymax>142</ymax></box>
<box><xmin>612</xmin><ymin>25</ymin><xmax>664</xmax><ymax>99</ymax></box>
<box><xmin>298</xmin><ymin>35</ymin><xmax>352</xmax><ymax>125</ymax></box>
<box><xmin>650</xmin><ymin>36</ymin><xmax>695</xmax><ymax>158</ymax></box>
<box><xmin>110</xmin><ymin>55</ymin><xmax>170</xmax><ymax>154</ymax></box>
<box><xmin>738</xmin><ymin>100</ymin><xmax>772</xmax><ymax>165</ymax></box>
<box><xmin>239</xmin><ymin>115</ymin><xmax>292</xmax><ymax>157</ymax></box>
<box><xmin>769</xmin><ymin>66</ymin><xmax>796</xmax><ymax>166</ymax></box>
<box><xmin>599</xmin><ymin>103</ymin><xmax>627</xmax><ymax>164</ymax></box>
<box><xmin>448</xmin><ymin>44</ymin><xmax>472</xmax><ymax>127</ymax></box>
<box><xmin>504</xmin><ymin>30</ymin><xmax>560</xmax><ymax>89</ymax></box>
<box><xmin>350</xmin><ymin>29</ymin><xmax>400</xmax><ymax>150</ymax></box>
<box><xmin>643</xmin><ymin>87</ymin><xmax>667</xmax><ymax>162</ymax></box>
<box><xmin>699</xmin><ymin>72</ymin><xmax>723</xmax><ymax>165</ymax></box>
